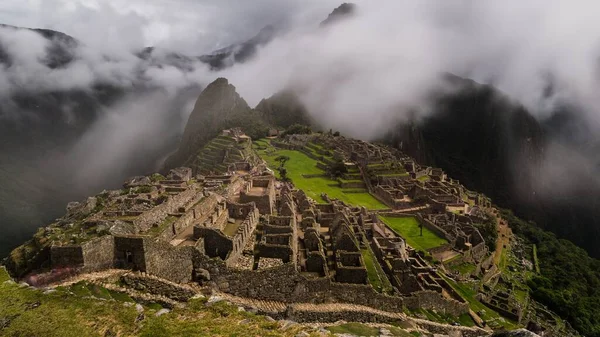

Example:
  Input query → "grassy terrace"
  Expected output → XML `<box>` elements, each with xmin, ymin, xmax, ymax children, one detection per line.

<box><xmin>254</xmin><ymin>140</ymin><xmax>387</xmax><ymax>210</ymax></box>
<box><xmin>440</xmin><ymin>273</ymin><xmax>518</xmax><ymax>330</ymax></box>
<box><xmin>408</xmin><ymin>307</ymin><xmax>475</xmax><ymax>328</ymax></box>
<box><xmin>449</xmin><ymin>262</ymin><xmax>476</xmax><ymax>276</ymax></box>
<box><xmin>379</xmin><ymin>216</ymin><xmax>448</xmax><ymax>252</ymax></box>
<box><xmin>147</xmin><ymin>216</ymin><xmax>177</xmax><ymax>236</ymax></box>
<box><xmin>361</xmin><ymin>248</ymin><xmax>393</xmax><ymax>294</ymax></box>
<box><xmin>0</xmin><ymin>268</ymin><xmax>314</xmax><ymax>337</ymax></box>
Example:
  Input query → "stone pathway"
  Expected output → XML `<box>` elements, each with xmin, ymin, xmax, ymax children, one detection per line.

<box><xmin>46</xmin><ymin>270</ymin><xmax>490</xmax><ymax>335</ymax></box>
<box><xmin>48</xmin><ymin>269</ymin><xmax>127</xmax><ymax>287</ymax></box>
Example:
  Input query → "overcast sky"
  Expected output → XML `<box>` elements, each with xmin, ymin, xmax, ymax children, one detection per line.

<box><xmin>0</xmin><ymin>0</ymin><xmax>339</xmax><ymax>54</ymax></box>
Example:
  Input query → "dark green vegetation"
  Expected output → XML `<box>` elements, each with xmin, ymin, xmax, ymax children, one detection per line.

<box><xmin>379</xmin><ymin>216</ymin><xmax>448</xmax><ymax>252</ymax></box>
<box><xmin>502</xmin><ymin>209</ymin><xmax>600</xmax><ymax>337</ymax></box>
<box><xmin>0</xmin><ymin>268</ymin><xmax>314</xmax><ymax>337</ymax></box>
<box><xmin>280</xmin><ymin>124</ymin><xmax>312</xmax><ymax>137</ymax></box>
<box><xmin>253</xmin><ymin>139</ymin><xmax>387</xmax><ymax>209</ymax></box>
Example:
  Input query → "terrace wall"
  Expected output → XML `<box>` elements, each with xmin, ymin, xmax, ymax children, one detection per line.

<box><xmin>81</xmin><ymin>236</ymin><xmax>115</xmax><ymax>272</ymax></box>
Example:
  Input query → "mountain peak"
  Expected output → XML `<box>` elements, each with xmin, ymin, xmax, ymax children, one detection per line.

<box><xmin>163</xmin><ymin>77</ymin><xmax>250</xmax><ymax>169</ymax></box>
<box><xmin>320</xmin><ymin>3</ymin><xmax>356</xmax><ymax>26</ymax></box>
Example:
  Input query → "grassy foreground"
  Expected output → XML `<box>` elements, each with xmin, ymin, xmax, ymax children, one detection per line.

<box><xmin>379</xmin><ymin>216</ymin><xmax>448</xmax><ymax>251</ymax></box>
<box><xmin>253</xmin><ymin>140</ymin><xmax>387</xmax><ymax>210</ymax></box>
<box><xmin>0</xmin><ymin>268</ymin><xmax>313</xmax><ymax>337</ymax></box>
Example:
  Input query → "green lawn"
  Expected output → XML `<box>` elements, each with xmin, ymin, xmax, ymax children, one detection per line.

<box><xmin>254</xmin><ymin>140</ymin><xmax>387</xmax><ymax>210</ymax></box>
<box><xmin>379</xmin><ymin>216</ymin><xmax>448</xmax><ymax>251</ymax></box>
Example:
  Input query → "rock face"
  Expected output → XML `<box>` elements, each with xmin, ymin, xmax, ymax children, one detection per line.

<box><xmin>320</xmin><ymin>3</ymin><xmax>356</xmax><ymax>26</ymax></box>
<box><xmin>164</xmin><ymin>78</ymin><xmax>251</xmax><ymax>168</ymax></box>
<box><xmin>255</xmin><ymin>91</ymin><xmax>313</xmax><ymax>129</ymax></box>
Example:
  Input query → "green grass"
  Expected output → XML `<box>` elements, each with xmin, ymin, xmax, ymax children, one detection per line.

<box><xmin>71</xmin><ymin>282</ymin><xmax>92</xmax><ymax>297</ymax></box>
<box><xmin>361</xmin><ymin>249</ymin><xmax>383</xmax><ymax>291</ymax></box>
<box><xmin>0</xmin><ymin>271</ymin><xmax>316</xmax><ymax>337</ymax></box>
<box><xmin>254</xmin><ymin>140</ymin><xmax>387</xmax><ymax>210</ymax></box>
<box><xmin>450</xmin><ymin>263</ymin><xmax>476</xmax><ymax>275</ymax></box>
<box><xmin>87</xmin><ymin>284</ymin><xmax>112</xmax><ymax>300</ymax></box>
<box><xmin>147</xmin><ymin>216</ymin><xmax>177</xmax><ymax>236</ymax></box>
<box><xmin>440</xmin><ymin>274</ymin><xmax>518</xmax><ymax>330</ymax></box>
<box><xmin>379</xmin><ymin>216</ymin><xmax>448</xmax><ymax>251</ymax></box>
<box><xmin>107</xmin><ymin>289</ymin><xmax>134</xmax><ymax>303</ymax></box>
<box><xmin>361</xmin><ymin>248</ymin><xmax>393</xmax><ymax>294</ymax></box>
<box><xmin>0</xmin><ymin>267</ymin><xmax>10</xmax><ymax>282</ymax></box>
<box><xmin>327</xmin><ymin>323</ymin><xmax>379</xmax><ymax>336</ymax></box>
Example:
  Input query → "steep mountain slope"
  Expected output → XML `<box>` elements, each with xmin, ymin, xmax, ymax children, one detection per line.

<box><xmin>382</xmin><ymin>75</ymin><xmax>600</xmax><ymax>258</ymax></box>
<box><xmin>163</xmin><ymin>78</ymin><xmax>252</xmax><ymax>169</ymax></box>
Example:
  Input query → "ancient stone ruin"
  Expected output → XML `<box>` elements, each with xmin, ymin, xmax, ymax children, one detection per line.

<box><xmin>7</xmin><ymin>129</ymin><xmax>511</xmax><ymax>330</ymax></box>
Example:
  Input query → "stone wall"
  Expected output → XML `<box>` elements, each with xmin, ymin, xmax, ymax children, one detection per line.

<box><xmin>144</xmin><ymin>241</ymin><xmax>196</xmax><ymax>283</ymax></box>
<box><xmin>227</xmin><ymin>202</ymin><xmax>256</xmax><ymax>220</ymax></box>
<box><xmin>114</xmin><ymin>236</ymin><xmax>147</xmax><ymax>271</ymax></box>
<box><xmin>194</xmin><ymin>227</ymin><xmax>232</xmax><ymax>260</ymax></box>
<box><xmin>50</xmin><ymin>245</ymin><xmax>83</xmax><ymax>268</ymax></box>
<box><xmin>225</xmin><ymin>207</ymin><xmax>259</xmax><ymax>267</ymax></box>
<box><xmin>287</xmin><ymin>306</ymin><xmax>402</xmax><ymax>324</ymax></box>
<box><xmin>191</xmin><ymin>247</ymin><xmax>469</xmax><ymax>316</ymax></box>
<box><xmin>257</xmin><ymin>238</ymin><xmax>294</xmax><ymax>263</ymax></box>
<box><xmin>404</xmin><ymin>290</ymin><xmax>469</xmax><ymax>316</ymax></box>
<box><xmin>160</xmin><ymin>194</ymin><xmax>220</xmax><ymax>241</ymax></box>
<box><xmin>339</xmin><ymin>181</ymin><xmax>366</xmax><ymax>189</ymax></box>
<box><xmin>239</xmin><ymin>177</ymin><xmax>275</xmax><ymax>215</ymax></box>
<box><xmin>134</xmin><ymin>186</ymin><xmax>201</xmax><ymax>232</ymax></box>
<box><xmin>418</xmin><ymin>216</ymin><xmax>453</xmax><ymax>242</ymax></box>
<box><xmin>81</xmin><ymin>236</ymin><xmax>114</xmax><ymax>272</ymax></box>
<box><xmin>121</xmin><ymin>272</ymin><xmax>196</xmax><ymax>301</ymax></box>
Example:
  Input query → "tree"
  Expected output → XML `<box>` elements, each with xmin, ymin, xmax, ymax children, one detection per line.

<box><xmin>274</xmin><ymin>155</ymin><xmax>290</xmax><ymax>168</ymax></box>
<box><xmin>281</xmin><ymin>124</ymin><xmax>311</xmax><ymax>136</ymax></box>
<box><xmin>278</xmin><ymin>167</ymin><xmax>290</xmax><ymax>182</ymax></box>
<box><xmin>274</xmin><ymin>155</ymin><xmax>291</xmax><ymax>182</ymax></box>
<box><xmin>329</xmin><ymin>158</ymin><xmax>348</xmax><ymax>178</ymax></box>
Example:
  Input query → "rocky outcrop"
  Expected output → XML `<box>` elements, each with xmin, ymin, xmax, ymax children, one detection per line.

<box><xmin>164</xmin><ymin>78</ymin><xmax>252</xmax><ymax>169</ymax></box>
<box><xmin>320</xmin><ymin>3</ymin><xmax>356</xmax><ymax>26</ymax></box>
